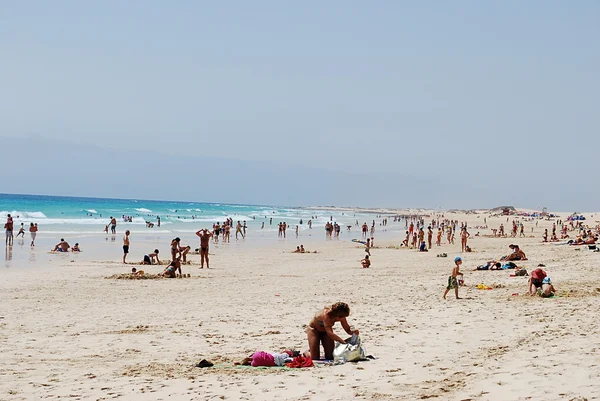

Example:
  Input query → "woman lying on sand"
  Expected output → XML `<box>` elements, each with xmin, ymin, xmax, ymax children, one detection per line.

<box><xmin>307</xmin><ymin>302</ymin><xmax>359</xmax><ymax>360</ymax></box>
<box><xmin>234</xmin><ymin>349</ymin><xmax>302</xmax><ymax>367</ymax></box>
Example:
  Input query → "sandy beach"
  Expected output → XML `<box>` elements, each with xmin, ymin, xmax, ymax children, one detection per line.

<box><xmin>1</xmin><ymin>210</ymin><xmax>599</xmax><ymax>401</ymax></box>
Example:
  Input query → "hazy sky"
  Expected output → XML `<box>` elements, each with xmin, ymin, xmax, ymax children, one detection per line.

<box><xmin>1</xmin><ymin>2</ymin><xmax>599</xmax><ymax>210</ymax></box>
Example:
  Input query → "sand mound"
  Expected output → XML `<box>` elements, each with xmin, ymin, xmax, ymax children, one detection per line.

<box><xmin>105</xmin><ymin>274</ymin><xmax>164</xmax><ymax>280</ymax></box>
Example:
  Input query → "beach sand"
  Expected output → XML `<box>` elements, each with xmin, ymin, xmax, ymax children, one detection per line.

<box><xmin>1</xmin><ymin>211</ymin><xmax>599</xmax><ymax>400</ymax></box>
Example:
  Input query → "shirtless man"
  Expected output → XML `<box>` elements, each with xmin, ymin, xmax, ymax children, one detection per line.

<box><xmin>110</xmin><ymin>217</ymin><xmax>117</xmax><ymax>234</ymax></box>
<box><xmin>52</xmin><ymin>238</ymin><xmax>70</xmax><ymax>252</ymax></box>
<box><xmin>236</xmin><ymin>221</ymin><xmax>245</xmax><ymax>239</ymax></box>
<box><xmin>361</xmin><ymin>223</ymin><xmax>368</xmax><ymax>239</ymax></box>
<box><xmin>195</xmin><ymin>229</ymin><xmax>213</xmax><ymax>268</ymax></box>
<box><xmin>505</xmin><ymin>244</ymin><xmax>527</xmax><ymax>261</ymax></box>
<box><xmin>123</xmin><ymin>230</ymin><xmax>130</xmax><ymax>263</ymax></box>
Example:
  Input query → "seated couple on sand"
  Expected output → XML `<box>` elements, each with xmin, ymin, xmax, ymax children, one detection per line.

<box><xmin>568</xmin><ymin>237</ymin><xmax>597</xmax><ymax>246</ymax></box>
<box><xmin>52</xmin><ymin>240</ymin><xmax>82</xmax><ymax>252</ymax></box>
<box><xmin>501</xmin><ymin>244</ymin><xmax>527</xmax><ymax>261</ymax></box>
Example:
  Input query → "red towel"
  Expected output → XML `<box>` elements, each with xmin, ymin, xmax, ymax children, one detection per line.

<box><xmin>285</xmin><ymin>356</ymin><xmax>314</xmax><ymax>368</ymax></box>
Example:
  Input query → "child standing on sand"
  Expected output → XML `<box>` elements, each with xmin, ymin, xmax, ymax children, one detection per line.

<box><xmin>123</xmin><ymin>230</ymin><xmax>130</xmax><ymax>264</ymax></box>
<box><xmin>443</xmin><ymin>256</ymin><xmax>464</xmax><ymax>300</ymax></box>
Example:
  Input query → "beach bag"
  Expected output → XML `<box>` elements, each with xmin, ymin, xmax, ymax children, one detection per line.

<box><xmin>333</xmin><ymin>334</ymin><xmax>366</xmax><ymax>363</ymax></box>
<box><xmin>515</xmin><ymin>269</ymin><xmax>528</xmax><ymax>276</ymax></box>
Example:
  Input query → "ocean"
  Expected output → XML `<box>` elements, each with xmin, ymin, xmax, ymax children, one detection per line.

<box><xmin>0</xmin><ymin>193</ymin><xmax>384</xmax><ymax>235</ymax></box>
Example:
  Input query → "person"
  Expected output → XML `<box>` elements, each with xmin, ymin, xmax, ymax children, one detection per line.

<box><xmin>16</xmin><ymin>223</ymin><xmax>25</xmax><ymax>238</ymax></box>
<box><xmin>419</xmin><ymin>240</ymin><xmax>428</xmax><ymax>252</ymax></box>
<box><xmin>540</xmin><ymin>277</ymin><xmax>556</xmax><ymax>297</ymax></box>
<box><xmin>131</xmin><ymin>267</ymin><xmax>144</xmax><ymax>276</ymax></box>
<box><xmin>300</xmin><ymin>245</ymin><xmax>306</xmax><ymax>253</ymax></box>
<box><xmin>504</xmin><ymin>244</ymin><xmax>527</xmax><ymax>261</ymax></box>
<box><xmin>157</xmin><ymin>216</ymin><xmax>161</xmax><ymax>227</ymax></box>
<box><xmin>361</xmin><ymin>255</ymin><xmax>371</xmax><ymax>268</ymax></box>
<box><xmin>110</xmin><ymin>216</ymin><xmax>117</xmax><ymax>234</ymax></box>
<box><xmin>142</xmin><ymin>249</ymin><xmax>161</xmax><ymax>265</ymax></box>
<box><xmin>294</xmin><ymin>246</ymin><xmax>301</xmax><ymax>253</ymax></box>
<box><xmin>52</xmin><ymin>238</ymin><xmax>70</xmax><ymax>252</ymax></box>
<box><xmin>528</xmin><ymin>268</ymin><xmax>547</xmax><ymax>296</ymax></box>
<box><xmin>123</xmin><ymin>230</ymin><xmax>130</xmax><ymax>264</ymax></box>
<box><xmin>427</xmin><ymin>226</ymin><xmax>433</xmax><ymax>249</ymax></box>
<box><xmin>29</xmin><ymin>223</ymin><xmax>37</xmax><ymax>247</ymax></box>
<box><xmin>474</xmin><ymin>260</ymin><xmax>502</xmax><ymax>270</ymax></box>
<box><xmin>364</xmin><ymin>238</ymin><xmax>371</xmax><ymax>256</ymax></box>
<box><xmin>235</xmin><ymin>221</ymin><xmax>245</xmax><ymax>239</ymax></box>
<box><xmin>195</xmin><ymin>228</ymin><xmax>213</xmax><ymax>268</ymax></box>
<box><xmin>542</xmin><ymin>229</ymin><xmax>548</xmax><ymax>242</ymax></box>
<box><xmin>461</xmin><ymin>227</ymin><xmax>470</xmax><ymax>252</ymax></box>
<box><xmin>159</xmin><ymin>258</ymin><xmax>182</xmax><ymax>278</ymax></box>
<box><xmin>234</xmin><ymin>350</ymin><xmax>299</xmax><ymax>367</ymax></box>
<box><xmin>307</xmin><ymin>302</ymin><xmax>359</xmax><ymax>360</ymax></box>
<box><xmin>443</xmin><ymin>257</ymin><xmax>464</xmax><ymax>300</ymax></box>
<box><xmin>179</xmin><ymin>244</ymin><xmax>191</xmax><ymax>263</ymax></box>
<box><xmin>402</xmin><ymin>231</ymin><xmax>410</xmax><ymax>247</ymax></box>
<box><xmin>5</xmin><ymin>214</ymin><xmax>13</xmax><ymax>246</ymax></box>
<box><xmin>170</xmin><ymin>237</ymin><xmax>182</xmax><ymax>262</ymax></box>
<box><xmin>72</xmin><ymin>243</ymin><xmax>81</xmax><ymax>252</ymax></box>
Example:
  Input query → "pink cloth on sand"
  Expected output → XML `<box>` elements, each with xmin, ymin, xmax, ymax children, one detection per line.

<box><xmin>251</xmin><ymin>351</ymin><xmax>276</xmax><ymax>367</ymax></box>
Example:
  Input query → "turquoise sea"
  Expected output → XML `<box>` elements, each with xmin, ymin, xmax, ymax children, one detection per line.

<box><xmin>0</xmin><ymin>193</ymin><xmax>384</xmax><ymax>234</ymax></box>
<box><xmin>1</xmin><ymin>194</ymin><xmax>402</xmax><ymax>268</ymax></box>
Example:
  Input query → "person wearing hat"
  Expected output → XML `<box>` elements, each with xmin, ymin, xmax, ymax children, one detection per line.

<box><xmin>443</xmin><ymin>257</ymin><xmax>464</xmax><ymax>300</ymax></box>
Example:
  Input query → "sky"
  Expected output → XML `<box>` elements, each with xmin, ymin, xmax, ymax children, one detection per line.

<box><xmin>1</xmin><ymin>1</ymin><xmax>599</xmax><ymax>210</ymax></box>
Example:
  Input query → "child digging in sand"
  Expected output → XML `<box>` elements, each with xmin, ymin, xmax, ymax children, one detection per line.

<box><xmin>443</xmin><ymin>257</ymin><xmax>464</xmax><ymax>300</ymax></box>
<box><xmin>361</xmin><ymin>255</ymin><xmax>371</xmax><ymax>268</ymax></box>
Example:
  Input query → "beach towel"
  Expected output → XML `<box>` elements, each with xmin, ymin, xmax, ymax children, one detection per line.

<box><xmin>285</xmin><ymin>356</ymin><xmax>314</xmax><ymax>368</ymax></box>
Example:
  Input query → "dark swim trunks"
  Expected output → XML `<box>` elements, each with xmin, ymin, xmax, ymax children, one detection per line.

<box><xmin>446</xmin><ymin>276</ymin><xmax>458</xmax><ymax>290</ymax></box>
<box><xmin>123</xmin><ymin>245</ymin><xmax>129</xmax><ymax>254</ymax></box>
<box><xmin>143</xmin><ymin>255</ymin><xmax>151</xmax><ymax>264</ymax></box>
<box><xmin>201</xmin><ymin>247</ymin><xmax>208</xmax><ymax>252</ymax></box>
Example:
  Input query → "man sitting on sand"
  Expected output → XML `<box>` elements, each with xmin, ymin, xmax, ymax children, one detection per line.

<box><xmin>159</xmin><ymin>258</ymin><xmax>182</xmax><ymax>278</ymax></box>
<box><xmin>503</xmin><ymin>244</ymin><xmax>527</xmax><ymax>261</ymax></box>
<box><xmin>52</xmin><ymin>238</ymin><xmax>70</xmax><ymax>252</ymax></box>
